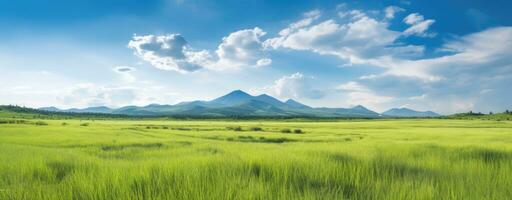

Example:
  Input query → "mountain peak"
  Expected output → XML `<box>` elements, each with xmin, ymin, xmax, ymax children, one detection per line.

<box><xmin>254</xmin><ymin>94</ymin><xmax>286</xmax><ymax>107</ymax></box>
<box><xmin>352</xmin><ymin>105</ymin><xmax>368</xmax><ymax>110</ymax></box>
<box><xmin>285</xmin><ymin>99</ymin><xmax>298</xmax><ymax>103</ymax></box>
<box><xmin>227</xmin><ymin>90</ymin><xmax>251</xmax><ymax>96</ymax></box>
<box><xmin>256</xmin><ymin>94</ymin><xmax>272</xmax><ymax>98</ymax></box>
<box><xmin>211</xmin><ymin>90</ymin><xmax>254</xmax><ymax>105</ymax></box>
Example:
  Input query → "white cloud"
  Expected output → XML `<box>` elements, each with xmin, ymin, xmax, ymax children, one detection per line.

<box><xmin>255</xmin><ymin>72</ymin><xmax>325</xmax><ymax>100</ymax></box>
<box><xmin>384</xmin><ymin>6</ymin><xmax>405</xmax><ymax>19</ymax></box>
<box><xmin>408</xmin><ymin>94</ymin><xmax>427</xmax><ymax>100</ymax></box>
<box><xmin>403</xmin><ymin>13</ymin><xmax>424</xmax><ymax>25</ymax></box>
<box><xmin>327</xmin><ymin>26</ymin><xmax>511</xmax><ymax>82</ymax></box>
<box><xmin>264</xmin><ymin>9</ymin><xmax>424</xmax><ymax>66</ymax></box>
<box><xmin>128</xmin><ymin>28</ymin><xmax>271</xmax><ymax>72</ymax></box>
<box><xmin>282</xmin><ymin>10</ymin><xmax>321</xmax><ymax>35</ymax></box>
<box><xmin>391</xmin><ymin>26</ymin><xmax>512</xmax><ymax>80</ymax></box>
<box><xmin>256</xmin><ymin>58</ymin><xmax>272</xmax><ymax>66</ymax></box>
<box><xmin>403</xmin><ymin>13</ymin><xmax>436</xmax><ymax>37</ymax></box>
<box><xmin>336</xmin><ymin>81</ymin><xmax>369</xmax><ymax>92</ymax></box>
<box><xmin>213</xmin><ymin>27</ymin><xmax>271</xmax><ymax>70</ymax></box>
<box><xmin>347</xmin><ymin>10</ymin><xmax>366</xmax><ymax>20</ymax></box>
<box><xmin>128</xmin><ymin>34</ymin><xmax>203</xmax><ymax>73</ymax></box>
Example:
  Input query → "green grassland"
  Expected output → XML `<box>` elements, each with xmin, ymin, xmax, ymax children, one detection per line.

<box><xmin>1</xmin><ymin>112</ymin><xmax>512</xmax><ymax>199</ymax></box>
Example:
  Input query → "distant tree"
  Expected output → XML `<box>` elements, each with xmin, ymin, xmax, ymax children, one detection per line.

<box><xmin>506</xmin><ymin>110</ymin><xmax>510</xmax><ymax>114</ymax></box>
<box><xmin>489</xmin><ymin>111</ymin><xmax>493</xmax><ymax>115</ymax></box>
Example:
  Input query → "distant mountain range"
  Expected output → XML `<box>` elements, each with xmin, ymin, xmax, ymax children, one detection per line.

<box><xmin>39</xmin><ymin>90</ymin><xmax>440</xmax><ymax>118</ymax></box>
<box><xmin>382</xmin><ymin>108</ymin><xmax>440</xmax><ymax>117</ymax></box>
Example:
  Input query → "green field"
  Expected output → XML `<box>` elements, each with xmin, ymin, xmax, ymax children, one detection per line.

<box><xmin>1</xmin><ymin>117</ymin><xmax>512</xmax><ymax>199</ymax></box>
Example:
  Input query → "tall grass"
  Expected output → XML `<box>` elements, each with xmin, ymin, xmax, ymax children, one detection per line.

<box><xmin>0</xmin><ymin>119</ymin><xmax>511</xmax><ymax>199</ymax></box>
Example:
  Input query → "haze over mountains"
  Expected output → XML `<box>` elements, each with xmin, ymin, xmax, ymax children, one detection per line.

<box><xmin>382</xmin><ymin>108</ymin><xmax>440</xmax><ymax>118</ymax></box>
<box><xmin>39</xmin><ymin>90</ymin><xmax>440</xmax><ymax>118</ymax></box>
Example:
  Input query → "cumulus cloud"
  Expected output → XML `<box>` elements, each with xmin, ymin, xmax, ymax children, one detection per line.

<box><xmin>403</xmin><ymin>13</ymin><xmax>436</xmax><ymax>37</ymax></box>
<box><xmin>214</xmin><ymin>27</ymin><xmax>271</xmax><ymax>70</ymax></box>
<box><xmin>128</xmin><ymin>34</ymin><xmax>203</xmax><ymax>73</ymax></box>
<box><xmin>256</xmin><ymin>58</ymin><xmax>272</xmax><ymax>66</ymax></box>
<box><xmin>338</xmin><ymin>10</ymin><xmax>367</xmax><ymax>20</ymax></box>
<box><xmin>279</xmin><ymin>10</ymin><xmax>321</xmax><ymax>36</ymax></box>
<box><xmin>255</xmin><ymin>73</ymin><xmax>325</xmax><ymax>100</ymax></box>
<box><xmin>128</xmin><ymin>28</ymin><xmax>271</xmax><ymax>73</ymax></box>
<box><xmin>384</xmin><ymin>6</ymin><xmax>405</xmax><ymax>19</ymax></box>
<box><xmin>264</xmin><ymin>8</ymin><xmax>425</xmax><ymax>66</ymax></box>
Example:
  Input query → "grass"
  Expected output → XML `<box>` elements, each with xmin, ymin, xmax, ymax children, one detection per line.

<box><xmin>0</xmin><ymin>117</ymin><xmax>511</xmax><ymax>199</ymax></box>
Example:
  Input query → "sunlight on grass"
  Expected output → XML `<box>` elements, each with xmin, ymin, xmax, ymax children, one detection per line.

<box><xmin>1</xmin><ymin>119</ymin><xmax>511</xmax><ymax>199</ymax></box>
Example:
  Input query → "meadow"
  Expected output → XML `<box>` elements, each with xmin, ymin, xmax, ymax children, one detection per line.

<box><xmin>1</xmin><ymin>117</ymin><xmax>512</xmax><ymax>199</ymax></box>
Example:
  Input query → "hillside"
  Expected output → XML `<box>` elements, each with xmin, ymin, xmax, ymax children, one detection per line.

<box><xmin>446</xmin><ymin>112</ymin><xmax>512</xmax><ymax>121</ymax></box>
<box><xmin>0</xmin><ymin>105</ymin><xmax>129</xmax><ymax>119</ymax></box>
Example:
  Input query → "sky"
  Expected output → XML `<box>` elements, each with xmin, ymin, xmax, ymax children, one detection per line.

<box><xmin>1</xmin><ymin>0</ymin><xmax>511</xmax><ymax>114</ymax></box>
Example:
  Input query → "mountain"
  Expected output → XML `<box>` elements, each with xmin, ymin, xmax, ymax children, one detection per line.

<box><xmin>317</xmin><ymin>105</ymin><xmax>380</xmax><ymax>118</ymax></box>
<box><xmin>210</xmin><ymin>90</ymin><xmax>254</xmax><ymax>106</ymax></box>
<box><xmin>382</xmin><ymin>108</ymin><xmax>440</xmax><ymax>117</ymax></box>
<box><xmin>285</xmin><ymin>99</ymin><xmax>311</xmax><ymax>109</ymax></box>
<box><xmin>254</xmin><ymin>94</ymin><xmax>288</xmax><ymax>107</ymax></box>
<box><xmin>68</xmin><ymin>106</ymin><xmax>112</xmax><ymax>114</ymax></box>
<box><xmin>39</xmin><ymin>106</ymin><xmax>112</xmax><ymax>114</ymax></box>
<box><xmin>37</xmin><ymin>90</ymin><xmax>436</xmax><ymax>118</ymax></box>
<box><xmin>39</xmin><ymin>106</ymin><xmax>60</xmax><ymax>112</ymax></box>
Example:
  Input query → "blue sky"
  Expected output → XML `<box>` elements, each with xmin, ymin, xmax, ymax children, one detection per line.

<box><xmin>1</xmin><ymin>0</ymin><xmax>511</xmax><ymax>114</ymax></box>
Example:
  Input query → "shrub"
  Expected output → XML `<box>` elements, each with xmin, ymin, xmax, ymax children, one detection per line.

<box><xmin>35</xmin><ymin>121</ymin><xmax>48</xmax><ymax>126</ymax></box>
<box><xmin>226</xmin><ymin>126</ymin><xmax>243</xmax><ymax>131</ymax></box>
<box><xmin>238</xmin><ymin>135</ymin><xmax>254</xmax><ymax>140</ymax></box>
<box><xmin>80</xmin><ymin>123</ymin><xmax>90</xmax><ymax>127</ymax></box>
<box><xmin>61</xmin><ymin>122</ymin><xmax>68</xmax><ymax>126</ymax></box>
<box><xmin>293</xmin><ymin>129</ymin><xmax>303</xmax><ymax>134</ymax></box>
<box><xmin>281</xmin><ymin>129</ymin><xmax>292</xmax><ymax>133</ymax></box>
<box><xmin>250</xmin><ymin>127</ymin><xmax>263</xmax><ymax>131</ymax></box>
